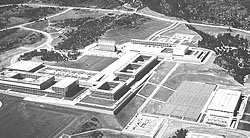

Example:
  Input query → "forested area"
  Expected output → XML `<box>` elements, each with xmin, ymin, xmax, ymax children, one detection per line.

<box><xmin>53</xmin><ymin>14</ymin><xmax>151</xmax><ymax>50</ymax></box>
<box><xmin>186</xmin><ymin>24</ymin><xmax>250</xmax><ymax>84</ymax></box>
<box><xmin>0</xmin><ymin>28</ymin><xmax>44</xmax><ymax>54</ymax></box>
<box><xmin>0</xmin><ymin>5</ymin><xmax>62</xmax><ymax>29</ymax></box>
<box><xmin>125</xmin><ymin>0</ymin><xmax>250</xmax><ymax>31</ymax></box>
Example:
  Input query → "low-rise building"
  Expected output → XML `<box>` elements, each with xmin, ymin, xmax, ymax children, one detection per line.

<box><xmin>6</xmin><ymin>61</ymin><xmax>44</xmax><ymax>72</ymax></box>
<box><xmin>207</xmin><ymin>89</ymin><xmax>242</xmax><ymax>117</ymax></box>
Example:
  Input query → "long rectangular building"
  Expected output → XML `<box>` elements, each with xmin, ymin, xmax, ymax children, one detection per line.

<box><xmin>207</xmin><ymin>89</ymin><xmax>242</xmax><ymax>117</ymax></box>
<box><xmin>0</xmin><ymin>71</ymin><xmax>79</xmax><ymax>98</ymax></box>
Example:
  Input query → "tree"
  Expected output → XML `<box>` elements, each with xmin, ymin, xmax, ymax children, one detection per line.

<box><xmin>227</xmin><ymin>27</ymin><xmax>232</xmax><ymax>32</ymax></box>
<box><xmin>170</xmin><ymin>129</ymin><xmax>188</xmax><ymax>138</ymax></box>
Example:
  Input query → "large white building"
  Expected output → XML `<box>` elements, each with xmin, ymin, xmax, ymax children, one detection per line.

<box><xmin>6</xmin><ymin>61</ymin><xmax>44</xmax><ymax>72</ymax></box>
<box><xmin>207</xmin><ymin>89</ymin><xmax>242</xmax><ymax>117</ymax></box>
<box><xmin>98</xmin><ymin>39</ymin><xmax>116</xmax><ymax>52</ymax></box>
<box><xmin>173</xmin><ymin>45</ymin><xmax>189</xmax><ymax>56</ymax></box>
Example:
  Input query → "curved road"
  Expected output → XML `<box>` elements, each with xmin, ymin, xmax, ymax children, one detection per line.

<box><xmin>7</xmin><ymin>7</ymin><xmax>73</xmax><ymax>64</ymax></box>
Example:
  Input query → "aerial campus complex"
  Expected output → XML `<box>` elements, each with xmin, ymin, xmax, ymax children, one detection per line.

<box><xmin>1</xmin><ymin>33</ymin><xmax>249</xmax><ymax>138</ymax></box>
<box><xmin>2</xmin><ymin>1</ymin><xmax>250</xmax><ymax>138</ymax></box>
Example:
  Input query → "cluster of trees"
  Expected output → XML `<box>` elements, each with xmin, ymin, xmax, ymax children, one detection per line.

<box><xmin>70</xmin><ymin>117</ymin><xmax>101</xmax><ymax>135</ymax></box>
<box><xmin>170</xmin><ymin>129</ymin><xmax>188</xmax><ymax>138</ymax></box>
<box><xmin>124</xmin><ymin>0</ymin><xmax>250</xmax><ymax>31</ymax></box>
<box><xmin>184</xmin><ymin>1</ymin><xmax>250</xmax><ymax>30</ymax></box>
<box><xmin>0</xmin><ymin>5</ymin><xmax>61</xmax><ymax>29</ymax></box>
<box><xmin>0</xmin><ymin>28</ymin><xmax>19</xmax><ymax>53</ymax></box>
<box><xmin>53</xmin><ymin>14</ymin><xmax>150</xmax><ymax>50</ymax></box>
<box><xmin>186</xmin><ymin>24</ymin><xmax>250</xmax><ymax>84</ymax></box>
<box><xmin>34</xmin><ymin>0</ymin><xmax>124</xmax><ymax>9</ymax></box>
<box><xmin>19</xmin><ymin>49</ymin><xmax>67</xmax><ymax>62</ymax></box>
<box><xmin>0</xmin><ymin>28</ymin><xmax>44</xmax><ymax>54</ymax></box>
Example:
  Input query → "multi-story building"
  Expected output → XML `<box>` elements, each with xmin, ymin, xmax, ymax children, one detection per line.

<box><xmin>52</xmin><ymin>77</ymin><xmax>79</xmax><ymax>96</ymax></box>
<box><xmin>0</xmin><ymin>70</ymin><xmax>79</xmax><ymax>98</ymax></box>
<box><xmin>98</xmin><ymin>39</ymin><xmax>116</xmax><ymax>52</ymax></box>
<box><xmin>90</xmin><ymin>81</ymin><xmax>127</xmax><ymax>100</ymax></box>
<box><xmin>114</xmin><ymin>54</ymin><xmax>158</xmax><ymax>80</ymax></box>
<box><xmin>130</xmin><ymin>39</ymin><xmax>172</xmax><ymax>47</ymax></box>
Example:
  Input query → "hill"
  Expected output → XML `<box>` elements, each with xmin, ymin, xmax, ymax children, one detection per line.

<box><xmin>0</xmin><ymin>0</ymin><xmax>29</xmax><ymax>5</ymax></box>
<box><xmin>126</xmin><ymin>0</ymin><xmax>250</xmax><ymax>31</ymax></box>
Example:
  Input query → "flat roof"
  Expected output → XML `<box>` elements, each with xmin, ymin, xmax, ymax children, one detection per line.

<box><xmin>208</xmin><ymin>89</ymin><xmax>241</xmax><ymax>113</ymax></box>
<box><xmin>38</xmin><ymin>65</ymin><xmax>98</xmax><ymax>81</ymax></box>
<box><xmin>92</xmin><ymin>80</ymin><xmax>126</xmax><ymax>94</ymax></box>
<box><xmin>114</xmin><ymin>54</ymin><xmax>156</xmax><ymax>76</ymax></box>
<box><xmin>123</xmin><ymin>114</ymin><xmax>164</xmax><ymax>137</ymax></box>
<box><xmin>0</xmin><ymin>71</ymin><xmax>54</xmax><ymax>86</ymax></box>
<box><xmin>52</xmin><ymin>78</ymin><xmax>78</xmax><ymax>88</ymax></box>
<box><xmin>174</xmin><ymin>45</ymin><xmax>189</xmax><ymax>50</ymax></box>
<box><xmin>125</xmin><ymin>43</ymin><xmax>165</xmax><ymax>53</ymax></box>
<box><xmin>7</xmin><ymin>61</ymin><xmax>43</xmax><ymax>72</ymax></box>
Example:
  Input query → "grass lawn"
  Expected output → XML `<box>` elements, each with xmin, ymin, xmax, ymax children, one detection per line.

<box><xmin>101</xmin><ymin>18</ymin><xmax>173</xmax><ymax>44</ymax></box>
<box><xmin>0</xmin><ymin>93</ymin><xmax>23</xmax><ymax>119</ymax></box>
<box><xmin>72</xmin><ymin>130</ymin><xmax>136</xmax><ymax>138</ymax></box>
<box><xmin>163</xmin><ymin>63</ymin><xmax>239</xmax><ymax>90</ymax></box>
<box><xmin>24</xmin><ymin>20</ymin><xmax>49</xmax><ymax>31</ymax></box>
<box><xmin>241</xmin><ymin>115</ymin><xmax>250</xmax><ymax>122</ymax></box>
<box><xmin>138</xmin><ymin>83</ymin><xmax>156</xmax><ymax>97</ymax></box>
<box><xmin>153</xmin><ymin>86</ymin><xmax>174</xmax><ymax>102</ymax></box>
<box><xmin>244</xmin><ymin>100</ymin><xmax>250</xmax><ymax>114</ymax></box>
<box><xmin>0</xmin><ymin>94</ymin><xmax>77</xmax><ymax>138</ymax></box>
<box><xmin>237</xmin><ymin>122</ymin><xmax>250</xmax><ymax>131</ymax></box>
<box><xmin>101</xmin><ymin>131</ymin><xmax>136</xmax><ymax>138</ymax></box>
<box><xmin>50</xmin><ymin>9</ymin><xmax>105</xmax><ymax>22</ymax></box>
<box><xmin>80</xmin><ymin>95</ymin><xmax>116</xmax><ymax>106</ymax></box>
<box><xmin>53</xmin><ymin>55</ymin><xmax>118</xmax><ymax>71</ymax></box>
<box><xmin>164</xmin><ymin>72</ymin><xmax>236</xmax><ymax>90</ymax></box>
<box><xmin>149</xmin><ymin>61</ymin><xmax>176</xmax><ymax>84</ymax></box>
<box><xmin>115</xmin><ymin>95</ymin><xmax>146</xmax><ymax>128</ymax></box>
<box><xmin>192</xmin><ymin>25</ymin><xmax>250</xmax><ymax>40</ymax></box>
<box><xmin>141</xmin><ymin>100</ymin><xmax>165</xmax><ymax>115</ymax></box>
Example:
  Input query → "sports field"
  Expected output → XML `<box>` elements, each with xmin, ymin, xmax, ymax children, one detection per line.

<box><xmin>53</xmin><ymin>55</ymin><xmax>118</xmax><ymax>71</ymax></box>
<box><xmin>143</xmin><ymin>81</ymin><xmax>217</xmax><ymax>121</ymax></box>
